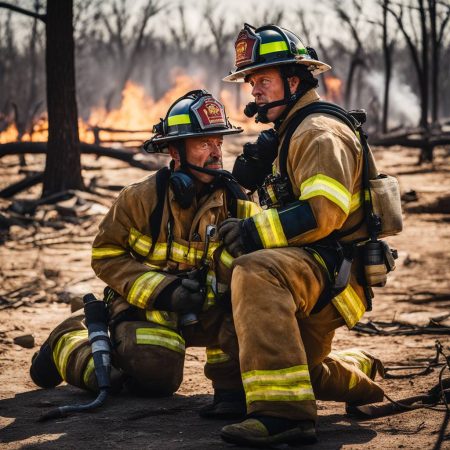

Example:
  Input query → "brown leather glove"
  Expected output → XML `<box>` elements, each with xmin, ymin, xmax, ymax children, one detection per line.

<box><xmin>218</xmin><ymin>218</ymin><xmax>246</xmax><ymax>258</ymax></box>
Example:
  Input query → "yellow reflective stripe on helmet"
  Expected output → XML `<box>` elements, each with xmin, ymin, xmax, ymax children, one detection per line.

<box><xmin>300</xmin><ymin>174</ymin><xmax>351</xmax><ymax>215</ymax></box>
<box><xmin>145</xmin><ymin>310</ymin><xmax>178</xmax><ymax>330</ymax></box>
<box><xmin>127</xmin><ymin>271</ymin><xmax>166</xmax><ymax>309</ymax></box>
<box><xmin>242</xmin><ymin>365</ymin><xmax>315</xmax><ymax>405</ymax></box>
<box><xmin>237</xmin><ymin>199</ymin><xmax>262</xmax><ymax>218</ymax></box>
<box><xmin>259</xmin><ymin>40</ymin><xmax>288</xmax><ymax>55</ymax></box>
<box><xmin>92</xmin><ymin>247</ymin><xmax>126</xmax><ymax>259</ymax></box>
<box><xmin>168</xmin><ymin>114</ymin><xmax>191</xmax><ymax>126</ymax></box>
<box><xmin>83</xmin><ymin>356</ymin><xmax>95</xmax><ymax>387</ymax></box>
<box><xmin>220</xmin><ymin>249</ymin><xmax>234</xmax><ymax>268</ymax></box>
<box><xmin>349</xmin><ymin>191</ymin><xmax>362</xmax><ymax>214</ymax></box>
<box><xmin>53</xmin><ymin>329</ymin><xmax>89</xmax><ymax>380</ymax></box>
<box><xmin>206</xmin><ymin>347</ymin><xmax>231</xmax><ymax>364</ymax></box>
<box><xmin>252</xmin><ymin>209</ymin><xmax>288</xmax><ymax>248</ymax></box>
<box><xmin>330</xmin><ymin>349</ymin><xmax>373</xmax><ymax>378</ymax></box>
<box><xmin>136</xmin><ymin>327</ymin><xmax>185</xmax><ymax>354</ymax></box>
<box><xmin>332</xmin><ymin>283</ymin><xmax>365</xmax><ymax>329</ymax></box>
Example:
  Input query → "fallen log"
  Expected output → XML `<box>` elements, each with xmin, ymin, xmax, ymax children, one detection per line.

<box><xmin>0</xmin><ymin>142</ymin><xmax>166</xmax><ymax>170</ymax></box>
<box><xmin>0</xmin><ymin>172</ymin><xmax>43</xmax><ymax>198</ymax></box>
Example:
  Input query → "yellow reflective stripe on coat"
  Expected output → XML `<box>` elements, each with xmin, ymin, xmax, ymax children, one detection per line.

<box><xmin>242</xmin><ymin>365</ymin><xmax>315</xmax><ymax>405</ymax></box>
<box><xmin>332</xmin><ymin>283</ymin><xmax>365</xmax><ymax>329</ymax></box>
<box><xmin>220</xmin><ymin>249</ymin><xmax>234</xmax><ymax>269</ymax></box>
<box><xmin>128</xmin><ymin>227</ymin><xmax>218</xmax><ymax>266</ymax></box>
<box><xmin>300</xmin><ymin>174</ymin><xmax>351</xmax><ymax>215</ymax></box>
<box><xmin>83</xmin><ymin>357</ymin><xmax>95</xmax><ymax>387</ymax></box>
<box><xmin>92</xmin><ymin>247</ymin><xmax>126</xmax><ymax>259</ymax></box>
<box><xmin>127</xmin><ymin>271</ymin><xmax>166</xmax><ymax>309</ymax></box>
<box><xmin>349</xmin><ymin>191</ymin><xmax>362</xmax><ymax>214</ymax></box>
<box><xmin>145</xmin><ymin>310</ymin><xmax>178</xmax><ymax>330</ymax></box>
<box><xmin>53</xmin><ymin>329</ymin><xmax>89</xmax><ymax>380</ymax></box>
<box><xmin>330</xmin><ymin>349</ymin><xmax>373</xmax><ymax>378</ymax></box>
<box><xmin>206</xmin><ymin>347</ymin><xmax>231</xmax><ymax>365</ymax></box>
<box><xmin>136</xmin><ymin>327</ymin><xmax>185</xmax><ymax>354</ymax></box>
<box><xmin>252</xmin><ymin>209</ymin><xmax>288</xmax><ymax>248</ymax></box>
<box><xmin>236</xmin><ymin>199</ymin><xmax>261</xmax><ymax>218</ymax></box>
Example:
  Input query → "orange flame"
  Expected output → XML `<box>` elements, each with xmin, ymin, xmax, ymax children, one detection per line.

<box><xmin>0</xmin><ymin>71</ymin><xmax>264</xmax><ymax>146</ymax></box>
<box><xmin>323</xmin><ymin>75</ymin><xmax>343</xmax><ymax>103</ymax></box>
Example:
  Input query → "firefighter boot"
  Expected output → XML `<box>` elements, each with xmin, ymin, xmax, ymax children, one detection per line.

<box><xmin>30</xmin><ymin>342</ymin><xmax>62</xmax><ymax>388</ymax></box>
<box><xmin>220</xmin><ymin>416</ymin><xmax>317</xmax><ymax>447</ymax></box>
<box><xmin>199</xmin><ymin>389</ymin><xmax>246</xmax><ymax>419</ymax></box>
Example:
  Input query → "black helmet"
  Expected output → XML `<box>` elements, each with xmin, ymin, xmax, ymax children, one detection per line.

<box><xmin>223</xmin><ymin>24</ymin><xmax>331</xmax><ymax>82</ymax></box>
<box><xmin>144</xmin><ymin>90</ymin><xmax>242</xmax><ymax>153</ymax></box>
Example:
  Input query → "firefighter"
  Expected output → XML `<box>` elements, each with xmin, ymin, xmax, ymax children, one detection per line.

<box><xmin>218</xmin><ymin>24</ymin><xmax>386</xmax><ymax>446</ymax></box>
<box><xmin>30</xmin><ymin>90</ymin><xmax>260</xmax><ymax>419</ymax></box>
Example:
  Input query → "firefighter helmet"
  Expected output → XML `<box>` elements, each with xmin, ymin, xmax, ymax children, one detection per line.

<box><xmin>143</xmin><ymin>90</ymin><xmax>242</xmax><ymax>153</ymax></box>
<box><xmin>223</xmin><ymin>24</ymin><xmax>331</xmax><ymax>82</ymax></box>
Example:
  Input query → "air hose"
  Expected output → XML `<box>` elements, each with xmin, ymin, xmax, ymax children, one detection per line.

<box><xmin>39</xmin><ymin>294</ymin><xmax>112</xmax><ymax>421</ymax></box>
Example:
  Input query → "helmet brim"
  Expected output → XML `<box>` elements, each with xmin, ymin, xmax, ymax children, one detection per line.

<box><xmin>223</xmin><ymin>57</ymin><xmax>331</xmax><ymax>82</ymax></box>
<box><xmin>148</xmin><ymin>127</ymin><xmax>243</xmax><ymax>153</ymax></box>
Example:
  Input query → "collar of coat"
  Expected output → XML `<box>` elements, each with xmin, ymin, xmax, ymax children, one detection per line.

<box><xmin>277</xmin><ymin>89</ymin><xmax>321</xmax><ymax>136</ymax></box>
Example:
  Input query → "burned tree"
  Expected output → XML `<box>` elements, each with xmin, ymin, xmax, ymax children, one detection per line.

<box><xmin>387</xmin><ymin>0</ymin><xmax>450</xmax><ymax>162</ymax></box>
<box><xmin>0</xmin><ymin>0</ymin><xmax>84</xmax><ymax>195</ymax></box>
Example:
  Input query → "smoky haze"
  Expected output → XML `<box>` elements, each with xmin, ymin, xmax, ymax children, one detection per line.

<box><xmin>1</xmin><ymin>0</ymin><xmax>449</xmax><ymax>139</ymax></box>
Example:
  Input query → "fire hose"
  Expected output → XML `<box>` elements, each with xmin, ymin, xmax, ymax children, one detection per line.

<box><xmin>39</xmin><ymin>294</ymin><xmax>111</xmax><ymax>421</ymax></box>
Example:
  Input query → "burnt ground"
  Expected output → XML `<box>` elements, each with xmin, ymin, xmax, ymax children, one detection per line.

<box><xmin>0</xmin><ymin>140</ymin><xmax>449</xmax><ymax>449</ymax></box>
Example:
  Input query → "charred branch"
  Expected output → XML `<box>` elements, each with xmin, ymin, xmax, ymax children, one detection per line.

<box><xmin>0</xmin><ymin>1</ymin><xmax>46</xmax><ymax>22</ymax></box>
<box><xmin>0</xmin><ymin>142</ymin><xmax>165</xmax><ymax>171</ymax></box>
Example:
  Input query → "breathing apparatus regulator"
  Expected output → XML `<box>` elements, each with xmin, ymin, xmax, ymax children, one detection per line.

<box><xmin>223</xmin><ymin>23</ymin><xmax>331</xmax><ymax>123</ymax></box>
<box><xmin>143</xmin><ymin>90</ymin><xmax>242</xmax><ymax>209</ymax></box>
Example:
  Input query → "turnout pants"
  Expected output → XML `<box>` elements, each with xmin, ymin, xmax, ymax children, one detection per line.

<box><xmin>44</xmin><ymin>300</ymin><xmax>242</xmax><ymax>395</ymax></box>
<box><xmin>231</xmin><ymin>247</ymin><xmax>384</xmax><ymax>422</ymax></box>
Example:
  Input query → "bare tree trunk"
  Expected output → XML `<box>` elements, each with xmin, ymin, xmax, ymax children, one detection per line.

<box><xmin>418</xmin><ymin>0</ymin><xmax>429</xmax><ymax>131</ymax></box>
<box><xmin>42</xmin><ymin>0</ymin><xmax>84</xmax><ymax>196</ymax></box>
<box><xmin>382</xmin><ymin>0</ymin><xmax>392</xmax><ymax>133</ymax></box>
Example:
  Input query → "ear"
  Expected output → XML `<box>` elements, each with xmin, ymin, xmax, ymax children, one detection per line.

<box><xmin>288</xmin><ymin>76</ymin><xmax>300</xmax><ymax>94</ymax></box>
<box><xmin>168</xmin><ymin>145</ymin><xmax>180</xmax><ymax>162</ymax></box>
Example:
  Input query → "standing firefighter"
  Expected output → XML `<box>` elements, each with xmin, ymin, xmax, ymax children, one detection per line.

<box><xmin>218</xmin><ymin>24</ymin><xmax>402</xmax><ymax>446</ymax></box>
<box><xmin>30</xmin><ymin>90</ymin><xmax>260</xmax><ymax>418</ymax></box>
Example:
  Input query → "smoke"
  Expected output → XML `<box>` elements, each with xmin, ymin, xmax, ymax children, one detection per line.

<box><xmin>366</xmin><ymin>71</ymin><xmax>420</xmax><ymax>127</ymax></box>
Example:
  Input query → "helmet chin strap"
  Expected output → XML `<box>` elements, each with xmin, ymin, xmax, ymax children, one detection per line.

<box><xmin>244</xmin><ymin>93</ymin><xmax>301</xmax><ymax>124</ymax></box>
<box><xmin>177</xmin><ymin>140</ymin><xmax>235</xmax><ymax>182</ymax></box>
<box><xmin>244</xmin><ymin>69</ymin><xmax>307</xmax><ymax>124</ymax></box>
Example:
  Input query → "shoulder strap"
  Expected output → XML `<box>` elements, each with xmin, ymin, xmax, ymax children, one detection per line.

<box><xmin>150</xmin><ymin>167</ymin><xmax>171</xmax><ymax>251</ymax></box>
<box><xmin>279</xmin><ymin>101</ymin><xmax>381</xmax><ymax>240</ymax></box>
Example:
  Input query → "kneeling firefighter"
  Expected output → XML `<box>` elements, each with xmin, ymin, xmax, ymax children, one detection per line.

<box><xmin>30</xmin><ymin>90</ymin><xmax>261</xmax><ymax>420</ymax></box>
<box><xmin>217</xmin><ymin>24</ymin><xmax>403</xmax><ymax>446</ymax></box>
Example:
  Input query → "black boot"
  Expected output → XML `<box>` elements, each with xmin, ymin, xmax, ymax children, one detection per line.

<box><xmin>199</xmin><ymin>389</ymin><xmax>246</xmax><ymax>419</ymax></box>
<box><xmin>221</xmin><ymin>415</ymin><xmax>317</xmax><ymax>446</ymax></box>
<box><xmin>30</xmin><ymin>342</ymin><xmax>63</xmax><ymax>388</ymax></box>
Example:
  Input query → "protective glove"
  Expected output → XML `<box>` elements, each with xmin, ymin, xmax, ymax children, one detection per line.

<box><xmin>218</xmin><ymin>218</ymin><xmax>246</xmax><ymax>258</ymax></box>
<box><xmin>168</xmin><ymin>278</ymin><xmax>204</xmax><ymax>314</ymax></box>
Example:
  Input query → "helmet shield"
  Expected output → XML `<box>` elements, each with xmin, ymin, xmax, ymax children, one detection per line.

<box><xmin>224</xmin><ymin>24</ymin><xmax>331</xmax><ymax>82</ymax></box>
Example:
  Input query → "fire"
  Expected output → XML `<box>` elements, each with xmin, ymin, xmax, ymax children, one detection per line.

<box><xmin>323</xmin><ymin>75</ymin><xmax>343</xmax><ymax>103</ymax></box>
<box><xmin>0</xmin><ymin>71</ymin><xmax>263</xmax><ymax>146</ymax></box>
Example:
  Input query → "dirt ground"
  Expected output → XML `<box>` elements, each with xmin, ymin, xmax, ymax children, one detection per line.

<box><xmin>0</xmin><ymin>139</ymin><xmax>449</xmax><ymax>449</ymax></box>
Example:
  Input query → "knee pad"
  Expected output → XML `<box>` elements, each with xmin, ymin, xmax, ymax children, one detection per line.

<box><xmin>114</xmin><ymin>321</ymin><xmax>185</xmax><ymax>396</ymax></box>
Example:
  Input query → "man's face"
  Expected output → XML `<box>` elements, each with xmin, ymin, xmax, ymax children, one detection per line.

<box><xmin>247</xmin><ymin>67</ymin><xmax>298</xmax><ymax>122</ymax></box>
<box><xmin>170</xmin><ymin>134</ymin><xmax>223</xmax><ymax>184</ymax></box>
